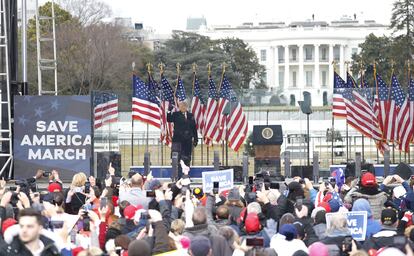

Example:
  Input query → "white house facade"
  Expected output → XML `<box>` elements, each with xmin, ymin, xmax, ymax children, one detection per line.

<box><xmin>195</xmin><ymin>18</ymin><xmax>390</xmax><ymax>106</ymax></box>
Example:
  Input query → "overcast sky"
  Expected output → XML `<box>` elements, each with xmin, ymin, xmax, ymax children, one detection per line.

<box><xmin>100</xmin><ymin>0</ymin><xmax>394</xmax><ymax>33</ymax></box>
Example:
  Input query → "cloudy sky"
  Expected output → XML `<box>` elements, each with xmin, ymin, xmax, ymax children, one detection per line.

<box><xmin>101</xmin><ymin>0</ymin><xmax>394</xmax><ymax>33</ymax></box>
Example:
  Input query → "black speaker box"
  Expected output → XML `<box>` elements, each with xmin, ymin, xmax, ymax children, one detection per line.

<box><xmin>290</xmin><ymin>165</ymin><xmax>313</xmax><ymax>179</ymax></box>
<box><xmin>345</xmin><ymin>162</ymin><xmax>375</xmax><ymax>178</ymax></box>
<box><xmin>252</xmin><ymin>125</ymin><xmax>283</xmax><ymax>145</ymax></box>
<box><xmin>394</xmin><ymin>162</ymin><xmax>413</xmax><ymax>180</ymax></box>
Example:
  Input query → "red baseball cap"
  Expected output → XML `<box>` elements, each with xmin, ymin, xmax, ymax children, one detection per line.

<box><xmin>2</xmin><ymin>218</ymin><xmax>16</xmax><ymax>234</ymax></box>
<box><xmin>48</xmin><ymin>182</ymin><xmax>62</xmax><ymax>193</ymax></box>
<box><xmin>124</xmin><ymin>205</ymin><xmax>138</xmax><ymax>220</ymax></box>
<box><xmin>361</xmin><ymin>172</ymin><xmax>377</xmax><ymax>187</ymax></box>
<box><xmin>245</xmin><ymin>213</ymin><xmax>260</xmax><ymax>233</ymax></box>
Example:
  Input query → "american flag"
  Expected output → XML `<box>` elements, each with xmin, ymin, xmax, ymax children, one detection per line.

<box><xmin>175</xmin><ymin>76</ymin><xmax>187</xmax><ymax>102</ymax></box>
<box><xmin>386</xmin><ymin>74</ymin><xmax>409</xmax><ymax>150</ymax></box>
<box><xmin>398</xmin><ymin>77</ymin><xmax>414</xmax><ymax>151</ymax></box>
<box><xmin>160</xmin><ymin>75</ymin><xmax>175</xmax><ymax>146</ymax></box>
<box><xmin>204</xmin><ymin>76</ymin><xmax>219</xmax><ymax>146</ymax></box>
<box><xmin>332</xmin><ymin>72</ymin><xmax>347</xmax><ymax>118</ymax></box>
<box><xmin>191</xmin><ymin>74</ymin><xmax>205</xmax><ymax>136</ymax></box>
<box><xmin>342</xmin><ymin>79</ymin><xmax>383</xmax><ymax>142</ymax></box>
<box><xmin>93</xmin><ymin>92</ymin><xmax>118</xmax><ymax>129</ymax></box>
<box><xmin>132</xmin><ymin>74</ymin><xmax>161</xmax><ymax>128</ymax></box>
<box><xmin>374</xmin><ymin>73</ymin><xmax>389</xmax><ymax>138</ymax></box>
<box><xmin>386</xmin><ymin>75</ymin><xmax>405</xmax><ymax>143</ymax></box>
<box><xmin>218</xmin><ymin>75</ymin><xmax>248</xmax><ymax>151</ymax></box>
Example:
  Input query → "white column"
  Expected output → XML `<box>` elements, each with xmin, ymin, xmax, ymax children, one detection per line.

<box><xmin>314</xmin><ymin>44</ymin><xmax>320</xmax><ymax>88</ymax></box>
<box><xmin>268</xmin><ymin>46</ymin><xmax>275</xmax><ymax>88</ymax></box>
<box><xmin>274</xmin><ymin>46</ymin><xmax>279</xmax><ymax>87</ymax></box>
<box><xmin>329</xmin><ymin>44</ymin><xmax>334</xmax><ymax>87</ymax></box>
<box><xmin>298</xmin><ymin>44</ymin><xmax>304</xmax><ymax>87</ymax></box>
<box><xmin>339</xmin><ymin>44</ymin><xmax>345</xmax><ymax>78</ymax></box>
<box><xmin>284</xmin><ymin>45</ymin><xmax>289</xmax><ymax>88</ymax></box>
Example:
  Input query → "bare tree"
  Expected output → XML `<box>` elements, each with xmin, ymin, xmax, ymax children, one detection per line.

<box><xmin>58</xmin><ymin>0</ymin><xmax>112</xmax><ymax>26</ymax></box>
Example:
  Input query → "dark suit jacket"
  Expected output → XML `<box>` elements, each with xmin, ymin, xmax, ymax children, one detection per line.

<box><xmin>167</xmin><ymin>111</ymin><xmax>198</xmax><ymax>144</ymax></box>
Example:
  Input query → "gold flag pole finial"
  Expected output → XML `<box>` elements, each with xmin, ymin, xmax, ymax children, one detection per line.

<box><xmin>345</xmin><ymin>61</ymin><xmax>350</xmax><ymax>73</ymax></box>
<box><xmin>176</xmin><ymin>63</ymin><xmax>181</xmax><ymax>76</ymax></box>
<box><xmin>158</xmin><ymin>63</ymin><xmax>165</xmax><ymax>74</ymax></box>
<box><xmin>146</xmin><ymin>63</ymin><xmax>152</xmax><ymax>75</ymax></box>
<box><xmin>207</xmin><ymin>63</ymin><xmax>212</xmax><ymax>77</ymax></box>
<box><xmin>192</xmin><ymin>63</ymin><xmax>198</xmax><ymax>73</ymax></box>
<box><xmin>408</xmin><ymin>59</ymin><xmax>411</xmax><ymax>74</ymax></box>
<box><xmin>391</xmin><ymin>60</ymin><xmax>395</xmax><ymax>73</ymax></box>
<box><xmin>222</xmin><ymin>62</ymin><xmax>227</xmax><ymax>74</ymax></box>
<box><xmin>332</xmin><ymin>60</ymin><xmax>337</xmax><ymax>73</ymax></box>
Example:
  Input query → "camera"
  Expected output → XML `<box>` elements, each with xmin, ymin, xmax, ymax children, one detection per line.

<box><xmin>213</xmin><ymin>182</ymin><xmax>219</xmax><ymax>194</ymax></box>
<box><xmin>50</xmin><ymin>220</ymin><xmax>64</xmax><ymax>229</ymax></box>
<box><xmin>82</xmin><ymin>205</ymin><xmax>90</xmax><ymax>231</ymax></box>
<box><xmin>295</xmin><ymin>197</ymin><xmax>303</xmax><ymax>211</ymax></box>
<box><xmin>246</xmin><ymin>237</ymin><xmax>264</xmax><ymax>247</ymax></box>
<box><xmin>84</xmin><ymin>181</ymin><xmax>91</xmax><ymax>194</ymax></box>
<box><xmin>270</xmin><ymin>182</ymin><xmax>279</xmax><ymax>190</ymax></box>
<box><xmin>42</xmin><ymin>171</ymin><xmax>51</xmax><ymax>177</ymax></box>
<box><xmin>146</xmin><ymin>191</ymin><xmax>156</xmax><ymax>197</ymax></box>
<box><xmin>342</xmin><ymin>236</ymin><xmax>353</xmax><ymax>253</ymax></box>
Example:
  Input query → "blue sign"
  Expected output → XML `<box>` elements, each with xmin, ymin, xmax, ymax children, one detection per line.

<box><xmin>14</xmin><ymin>96</ymin><xmax>92</xmax><ymax>179</ymax></box>
<box><xmin>326</xmin><ymin>211</ymin><xmax>367</xmax><ymax>241</ymax></box>
<box><xmin>202</xmin><ymin>169</ymin><xmax>234</xmax><ymax>193</ymax></box>
<box><xmin>346</xmin><ymin>211</ymin><xmax>368</xmax><ymax>241</ymax></box>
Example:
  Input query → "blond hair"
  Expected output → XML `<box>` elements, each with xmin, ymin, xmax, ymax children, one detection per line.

<box><xmin>71</xmin><ymin>172</ymin><xmax>87</xmax><ymax>187</ymax></box>
<box><xmin>170</xmin><ymin>219</ymin><xmax>185</xmax><ymax>235</ymax></box>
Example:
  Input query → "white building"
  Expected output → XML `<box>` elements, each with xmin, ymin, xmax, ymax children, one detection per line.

<box><xmin>195</xmin><ymin>16</ymin><xmax>390</xmax><ymax>106</ymax></box>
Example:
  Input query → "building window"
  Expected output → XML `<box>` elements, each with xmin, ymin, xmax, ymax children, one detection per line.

<box><xmin>292</xmin><ymin>71</ymin><xmax>297</xmax><ymax>87</ymax></box>
<box><xmin>333</xmin><ymin>47</ymin><xmax>340</xmax><ymax>61</ymax></box>
<box><xmin>279</xmin><ymin>71</ymin><xmax>284</xmax><ymax>87</ymax></box>
<box><xmin>291</xmin><ymin>48</ymin><xmax>297</xmax><ymax>61</ymax></box>
<box><xmin>323</xmin><ymin>91</ymin><xmax>328</xmax><ymax>106</ymax></box>
<box><xmin>321</xmin><ymin>71</ymin><xmax>327</xmax><ymax>86</ymax></box>
<box><xmin>260</xmin><ymin>49</ymin><xmax>267</xmax><ymax>61</ymax></box>
<box><xmin>306</xmin><ymin>71</ymin><xmax>313</xmax><ymax>86</ymax></box>
<box><xmin>352</xmin><ymin>47</ymin><xmax>358</xmax><ymax>56</ymax></box>
<box><xmin>290</xmin><ymin>94</ymin><xmax>296</xmax><ymax>106</ymax></box>
<box><xmin>305</xmin><ymin>47</ymin><xmax>312</xmax><ymax>61</ymax></box>
<box><xmin>278</xmin><ymin>47</ymin><xmax>284</xmax><ymax>63</ymax></box>
<box><xmin>321</xmin><ymin>47</ymin><xmax>327</xmax><ymax>61</ymax></box>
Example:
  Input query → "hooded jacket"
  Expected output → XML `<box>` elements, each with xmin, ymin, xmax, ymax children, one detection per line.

<box><xmin>352</xmin><ymin>198</ymin><xmax>382</xmax><ymax>239</ymax></box>
<box><xmin>183</xmin><ymin>223</ymin><xmax>233</xmax><ymax>256</ymax></box>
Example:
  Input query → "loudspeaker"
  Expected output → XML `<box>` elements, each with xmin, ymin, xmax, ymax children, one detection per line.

<box><xmin>96</xmin><ymin>152</ymin><xmax>121</xmax><ymax>178</ymax></box>
<box><xmin>298</xmin><ymin>91</ymin><xmax>312</xmax><ymax>114</ymax></box>
<box><xmin>394</xmin><ymin>162</ymin><xmax>413</xmax><ymax>180</ymax></box>
<box><xmin>252</xmin><ymin>125</ymin><xmax>283</xmax><ymax>145</ymax></box>
<box><xmin>345</xmin><ymin>162</ymin><xmax>375</xmax><ymax>178</ymax></box>
<box><xmin>220</xmin><ymin>165</ymin><xmax>243</xmax><ymax>182</ymax></box>
<box><xmin>291</xmin><ymin>165</ymin><xmax>313</xmax><ymax>179</ymax></box>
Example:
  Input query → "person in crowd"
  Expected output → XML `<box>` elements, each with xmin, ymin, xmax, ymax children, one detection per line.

<box><xmin>270</xmin><ymin>223</ymin><xmax>309</xmax><ymax>256</ymax></box>
<box><xmin>344</xmin><ymin>171</ymin><xmax>388</xmax><ymax>219</ymax></box>
<box><xmin>320</xmin><ymin>212</ymin><xmax>353</xmax><ymax>255</ymax></box>
<box><xmin>352</xmin><ymin>198</ymin><xmax>382</xmax><ymax>238</ymax></box>
<box><xmin>362</xmin><ymin>207</ymin><xmax>399</xmax><ymax>251</ymax></box>
<box><xmin>118</xmin><ymin>173</ymin><xmax>150</xmax><ymax>209</ymax></box>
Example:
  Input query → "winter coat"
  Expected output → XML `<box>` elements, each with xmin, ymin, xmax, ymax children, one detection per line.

<box><xmin>183</xmin><ymin>223</ymin><xmax>233</xmax><ymax>256</ymax></box>
<box><xmin>0</xmin><ymin>234</ymin><xmax>61</xmax><ymax>256</ymax></box>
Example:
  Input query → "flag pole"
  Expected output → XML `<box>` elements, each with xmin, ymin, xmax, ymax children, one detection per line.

<box><xmin>158</xmin><ymin>63</ymin><xmax>165</xmax><ymax>164</ymax></box>
<box><xmin>331</xmin><ymin>61</ymin><xmax>337</xmax><ymax>165</ymax></box>
<box><xmin>359</xmin><ymin>62</ymin><xmax>366</xmax><ymax>161</ymax></box>
<box><xmin>408</xmin><ymin>60</ymin><xmax>411</xmax><ymax>163</ymax></box>
<box><xmin>192</xmin><ymin>63</ymin><xmax>197</xmax><ymax>166</ymax></box>
<box><xmin>389</xmin><ymin>61</ymin><xmax>395</xmax><ymax>163</ymax></box>
<box><xmin>131</xmin><ymin>62</ymin><xmax>136</xmax><ymax>166</ymax></box>
<box><xmin>345</xmin><ymin>61</ymin><xmax>350</xmax><ymax>161</ymax></box>
<box><xmin>146</xmin><ymin>62</ymin><xmax>153</xmax><ymax>153</ymax></box>
<box><xmin>218</xmin><ymin>63</ymin><xmax>227</xmax><ymax>162</ymax></box>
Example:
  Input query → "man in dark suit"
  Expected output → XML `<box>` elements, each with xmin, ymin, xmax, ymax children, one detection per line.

<box><xmin>167</xmin><ymin>100</ymin><xmax>198</xmax><ymax>178</ymax></box>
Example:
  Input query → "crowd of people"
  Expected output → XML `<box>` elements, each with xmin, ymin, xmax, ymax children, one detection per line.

<box><xmin>2</xmin><ymin>164</ymin><xmax>414</xmax><ymax>256</ymax></box>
